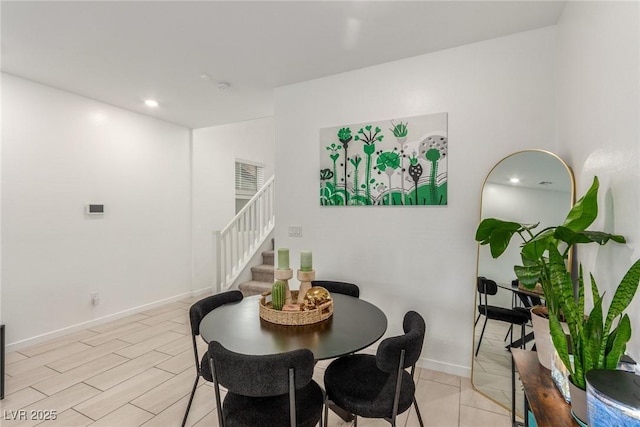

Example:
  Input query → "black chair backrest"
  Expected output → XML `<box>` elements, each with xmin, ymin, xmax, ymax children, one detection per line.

<box><xmin>189</xmin><ymin>290</ymin><xmax>243</xmax><ymax>337</ymax></box>
<box><xmin>477</xmin><ymin>277</ymin><xmax>498</xmax><ymax>296</ymax></box>
<box><xmin>376</xmin><ymin>311</ymin><xmax>426</xmax><ymax>373</ymax></box>
<box><xmin>209</xmin><ymin>341</ymin><xmax>315</xmax><ymax>397</ymax></box>
<box><xmin>311</xmin><ymin>280</ymin><xmax>360</xmax><ymax>298</ymax></box>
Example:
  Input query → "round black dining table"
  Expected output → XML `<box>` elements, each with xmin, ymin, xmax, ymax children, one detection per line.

<box><xmin>199</xmin><ymin>293</ymin><xmax>388</xmax><ymax>360</ymax></box>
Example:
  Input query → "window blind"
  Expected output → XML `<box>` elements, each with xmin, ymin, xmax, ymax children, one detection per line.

<box><xmin>235</xmin><ymin>162</ymin><xmax>264</xmax><ymax>194</ymax></box>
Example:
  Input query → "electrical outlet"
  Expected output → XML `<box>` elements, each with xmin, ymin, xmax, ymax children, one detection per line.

<box><xmin>90</xmin><ymin>291</ymin><xmax>100</xmax><ymax>306</ymax></box>
<box><xmin>288</xmin><ymin>225</ymin><xmax>302</xmax><ymax>237</ymax></box>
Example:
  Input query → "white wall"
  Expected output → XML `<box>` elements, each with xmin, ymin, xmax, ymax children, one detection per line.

<box><xmin>274</xmin><ymin>27</ymin><xmax>558</xmax><ymax>376</ymax></box>
<box><xmin>191</xmin><ymin>117</ymin><xmax>275</xmax><ymax>291</ymax></box>
<box><xmin>556</xmin><ymin>2</ymin><xmax>640</xmax><ymax>358</ymax></box>
<box><xmin>2</xmin><ymin>74</ymin><xmax>192</xmax><ymax>347</ymax></box>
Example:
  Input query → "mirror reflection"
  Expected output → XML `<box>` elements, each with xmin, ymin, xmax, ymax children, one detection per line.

<box><xmin>472</xmin><ymin>150</ymin><xmax>574</xmax><ymax>414</ymax></box>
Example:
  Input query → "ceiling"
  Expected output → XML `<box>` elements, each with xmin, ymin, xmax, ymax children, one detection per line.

<box><xmin>1</xmin><ymin>1</ymin><xmax>566</xmax><ymax>129</ymax></box>
<box><xmin>486</xmin><ymin>151</ymin><xmax>573</xmax><ymax>193</ymax></box>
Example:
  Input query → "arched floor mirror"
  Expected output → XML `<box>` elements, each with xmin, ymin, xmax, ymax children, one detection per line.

<box><xmin>472</xmin><ymin>150</ymin><xmax>575</xmax><ymax>415</ymax></box>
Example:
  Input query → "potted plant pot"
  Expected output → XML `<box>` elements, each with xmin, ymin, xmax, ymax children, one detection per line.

<box><xmin>530</xmin><ymin>306</ymin><xmax>570</xmax><ymax>370</ymax></box>
<box><xmin>569</xmin><ymin>378</ymin><xmax>588</xmax><ymax>424</ymax></box>
<box><xmin>530</xmin><ymin>306</ymin><xmax>553</xmax><ymax>369</ymax></box>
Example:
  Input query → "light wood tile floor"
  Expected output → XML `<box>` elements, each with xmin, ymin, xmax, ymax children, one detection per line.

<box><xmin>2</xmin><ymin>296</ymin><xmax>514</xmax><ymax>426</ymax></box>
<box><xmin>473</xmin><ymin>316</ymin><xmax>533</xmax><ymax>418</ymax></box>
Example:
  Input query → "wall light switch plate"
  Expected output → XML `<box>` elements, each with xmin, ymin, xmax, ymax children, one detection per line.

<box><xmin>288</xmin><ymin>226</ymin><xmax>302</xmax><ymax>237</ymax></box>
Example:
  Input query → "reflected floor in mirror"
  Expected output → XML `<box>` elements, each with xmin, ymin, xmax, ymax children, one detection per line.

<box><xmin>473</xmin><ymin>318</ymin><xmax>534</xmax><ymax>418</ymax></box>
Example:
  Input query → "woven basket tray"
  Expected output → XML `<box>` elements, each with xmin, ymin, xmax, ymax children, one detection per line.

<box><xmin>259</xmin><ymin>290</ymin><xmax>333</xmax><ymax>326</ymax></box>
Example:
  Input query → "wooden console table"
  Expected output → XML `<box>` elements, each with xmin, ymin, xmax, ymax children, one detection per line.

<box><xmin>512</xmin><ymin>349</ymin><xmax>578</xmax><ymax>427</ymax></box>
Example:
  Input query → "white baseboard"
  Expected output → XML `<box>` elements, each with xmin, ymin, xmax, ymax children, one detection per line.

<box><xmin>191</xmin><ymin>286</ymin><xmax>213</xmax><ymax>297</ymax></box>
<box><xmin>6</xmin><ymin>289</ymin><xmax>210</xmax><ymax>352</ymax></box>
<box><xmin>417</xmin><ymin>357</ymin><xmax>471</xmax><ymax>378</ymax></box>
<box><xmin>356</xmin><ymin>345</ymin><xmax>471</xmax><ymax>379</ymax></box>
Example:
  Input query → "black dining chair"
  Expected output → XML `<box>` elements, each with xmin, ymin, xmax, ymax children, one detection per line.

<box><xmin>504</xmin><ymin>279</ymin><xmax>542</xmax><ymax>341</ymax></box>
<box><xmin>311</xmin><ymin>280</ymin><xmax>360</xmax><ymax>298</ymax></box>
<box><xmin>475</xmin><ymin>277</ymin><xmax>529</xmax><ymax>357</ymax></box>
<box><xmin>182</xmin><ymin>290</ymin><xmax>243</xmax><ymax>427</ymax></box>
<box><xmin>209</xmin><ymin>341</ymin><xmax>324</xmax><ymax>427</ymax></box>
<box><xmin>323</xmin><ymin>311</ymin><xmax>426</xmax><ymax>427</ymax></box>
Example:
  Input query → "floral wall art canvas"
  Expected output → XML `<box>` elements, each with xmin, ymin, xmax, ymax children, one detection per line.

<box><xmin>319</xmin><ymin>112</ymin><xmax>448</xmax><ymax>206</ymax></box>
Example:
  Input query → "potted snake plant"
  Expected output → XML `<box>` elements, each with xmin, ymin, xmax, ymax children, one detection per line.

<box><xmin>547</xmin><ymin>246</ymin><xmax>640</xmax><ymax>423</ymax></box>
<box><xmin>475</xmin><ymin>176</ymin><xmax>625</xmax><ymax>369</ymax></box>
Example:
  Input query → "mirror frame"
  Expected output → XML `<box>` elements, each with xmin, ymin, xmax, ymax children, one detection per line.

<box><xmin>471</xmin><ymin>149</ymin><xmax>576</xmax><ymax>412</ymax></box>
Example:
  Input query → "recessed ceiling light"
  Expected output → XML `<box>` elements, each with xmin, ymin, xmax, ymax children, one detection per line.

<box><xmin>144</xmin><ymin>99</ymin><xmax>159</xmax><ymax>108</ymax></box>
<box><xmin>217</xmin><ymin>82</ymin><xmax>231</xmax><ymax>92</ymax></box>
<box><xmin>510</xmin><ymin>178</ymin><xmax>520</xmax><ymax>184</ymax></box>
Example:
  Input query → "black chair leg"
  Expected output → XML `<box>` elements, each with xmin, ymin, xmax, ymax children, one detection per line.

<box><xmin>475</xmin><ymin>317</ymin><xmax>488</xmax><ymax>357</ymax></box>
<box><xmin>414</xmin><ymin>398</ymin><xmax>425</xmax><ymax>427</ymax></box>
<box><xmin>323</xmin><ymin>400</ymin><xmax>328</xmax><ymax>427</ymax></box>
<box><xmin>504</xmin><ymin>324</ymin><xmax>513</xmax><ymax>341</ymax></box>
<box><xmin>182</xmin><ymin>375</ymin><xmax>200</xmax><ymax>427</ymax></box>
<box><xmin>474</xmin><ymin>313</ymin><xmax>481</xmax><ymax>326</ymax></box>
<box><xmin>509</xmin><ymin>321</ymin><xmax>514</xmax><ymax>346</ymax></box>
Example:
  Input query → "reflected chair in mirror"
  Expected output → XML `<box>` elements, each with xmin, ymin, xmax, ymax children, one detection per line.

<box><xmin>475</xmin><ymin>277</ymin><xmax>529</xmax><ymax>357</ymax></box>
<box><xmin>209</xmin><ymin>341</ymin><xmax>324</xmax><ymax>427</ymax></box>
<box><xmin>182</xmin><ymin>290</ymin><xmax>244</xmax><ymax>427</ymax></box>
<box><xmin>323</xmin><ymin>311</ymin><xmax>426</xmax><ymax>427</ymax></box>
<box><xmin>504</xmin><ymin>279</ymin><xmax>542</xmax><ymax>342</ymax></box>
<box><xmin>311</xmin><ymin>280</ymin><xmax>360</xmax><ymax>298</ymax></box>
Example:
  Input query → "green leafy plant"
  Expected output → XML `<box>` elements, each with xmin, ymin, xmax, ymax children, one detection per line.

<box><xmin>475</xmin><ymin>176</ymin><xmax>624</xmax><ymax>318</ymax></box>
<box><xmin>549</xmin><ymin>251</ymin><xmax>640</xmax><ymax>390</ymax></box>
<box><xmin>476</xmin><ymin>175</ymin><xmax>638</xmax><ymax>391</ymax></box>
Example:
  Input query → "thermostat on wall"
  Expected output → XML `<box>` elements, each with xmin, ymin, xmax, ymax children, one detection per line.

<box><xmin>85</xmin><ymin>204</ymin><xmax>105</xmax><ymax>215</ymax></box>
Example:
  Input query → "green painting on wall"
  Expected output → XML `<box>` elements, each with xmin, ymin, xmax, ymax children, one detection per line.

<box><xmin>320</xmin><ymin>112</ymin><xmax>448</xmax><ymax>206</ymax></box>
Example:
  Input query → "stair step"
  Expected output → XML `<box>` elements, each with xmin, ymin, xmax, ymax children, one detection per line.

<box><xmin>262</xmin><ymin>250</ymin><xmax>274</xmax><ymax>266</ymax></box>
<box><xmin>238</xmin><ymin>280</ymin><xmax>273</xmax><ymax>297</ymax></box>
<box><xmin>251</xmin><ymin>264</ymin><xmax>274</xmax><ymax>282</ymax></box>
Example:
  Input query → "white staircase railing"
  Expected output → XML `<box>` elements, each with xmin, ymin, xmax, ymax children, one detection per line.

<box><xmin>213</xmin><ymin>176</ymin><xmax>275</xmax><ymax>293</ymax></box>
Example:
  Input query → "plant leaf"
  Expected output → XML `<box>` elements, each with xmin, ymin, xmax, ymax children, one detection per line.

<box><xmin>605</xmin><ymin>315</ymin><xmax>631</xmax><ymax>369</ymax></box>
<box><xmin>604</xmin><ymin>258</ymin><xmax>640</xmax><ymax>334</ymax></box>
<box><xmin>514</xmin><ymin>264</ymin><xmax>541</xmax><ymax>288</ymax></box>
<box><xmin>475</xmin><ymin>218</ymin><xmax>522</xmax><ymax>242</ymax></box>
<box><xmin>589</xmin><ymin>270</ymin><xmax>600</xmax><ymax>304</ymax></box>
<box><xmin>582</xmin><ymin>294</ymin><xmax>604</xmax><ymax>375</ymax></box>
<box><xmin>562</xmin><ymin>176</ymin><xmax>599</xmax><ymax>232</ymax></box>
<box><xmin>549</xmin><ymin>245</ymin><xmax>578</xmax><ymax>323</ymax></box>
<box><xmin>475</xmin><ymin>219</ymin><xmax>523</xmax><ymax>258</ymax></box>
<box><xmin>554</xmin><ymin>227</ymin><xmax>626</xmax><ymax>246</ymax></box>
<box><xmin>549</xmin><ymin>312</ymin><xmax>573</xmax><ymax>377</ymax></box>
<box><xmin>521</xmin><ymin>228</ymin><xmax>554</xmax><ymax>260</ymax></box>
